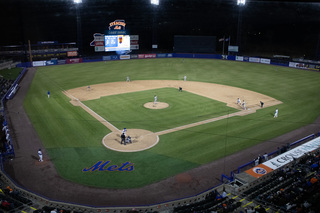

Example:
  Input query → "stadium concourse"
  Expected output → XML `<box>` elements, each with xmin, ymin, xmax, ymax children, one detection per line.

<box><xmin>1</xmin><ymin>67</ymin><xmax>320</xmax><ymax>212</ymax></box>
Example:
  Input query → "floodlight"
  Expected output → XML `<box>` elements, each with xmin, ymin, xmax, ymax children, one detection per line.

<box><xmin>74</xmin><ymin>0</ymin><xmax>82</xmax><ymax>4</ymax></box>
<box><xmin>151</xmin><ymin>0</ymin><xmax>159</xmax><ymax>5</ymax></box>
<box><xmin>237</xmin><ymin>0</ymin><xmax>246</xmax><ymax>6</ymax></box>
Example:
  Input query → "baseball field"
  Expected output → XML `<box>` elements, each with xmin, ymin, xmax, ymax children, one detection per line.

<box><xmin>23</xmin><ymin>58</ymin><xmax>320</xmax><ymax>189</ymax></box>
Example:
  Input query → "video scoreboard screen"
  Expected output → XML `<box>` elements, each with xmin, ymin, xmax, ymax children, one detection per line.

<box><xmin>105</xmin><ymin>35</ymin><xmax>130</xmax><ymax>52</ymax></box>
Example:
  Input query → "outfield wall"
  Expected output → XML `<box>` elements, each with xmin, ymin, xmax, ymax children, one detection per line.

<box><xmin>16</xmin><ymin>53</ymin><xmax>320</xmax><ymax>72</ymax></box>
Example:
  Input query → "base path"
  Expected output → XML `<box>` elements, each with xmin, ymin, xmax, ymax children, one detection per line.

<box><xmin>65</xmin><ymin>80</ymin><xmax>282</xmax><ymax>110</ymax></box>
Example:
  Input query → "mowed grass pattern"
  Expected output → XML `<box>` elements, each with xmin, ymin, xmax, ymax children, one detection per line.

<box><xmin>23</xmin><ymin>58</ymin><xmax>320</xmax><ymax>188</ymax></box>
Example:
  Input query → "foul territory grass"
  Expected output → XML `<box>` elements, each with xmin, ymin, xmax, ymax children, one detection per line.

<box><xmin>23</xmin><ymin>58</ymin><xmax>320</xmax><ymax>188</ymax></box>
<box><xmin>83</xmin><ymin>88</ymin><xmax>238</xmax><ymax>132</ymax></box>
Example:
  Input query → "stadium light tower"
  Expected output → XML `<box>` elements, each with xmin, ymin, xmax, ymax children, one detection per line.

<box><xmin>236</xmin><ymin>0</ymin><xmax>246</xmax><ymax>53</ymax></box>
<box><xmin>151</xmin><ymin>0</ymin><xmax>159</xmax><ymax>52</ymax></box>
<box><xmin>74</xmin><ymin>0</ymin><xmax>82</xmax><ymax>56</ymax></box>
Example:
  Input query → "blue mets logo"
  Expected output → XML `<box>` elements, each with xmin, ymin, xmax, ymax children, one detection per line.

<box><xmin>83</xmin><ymin>161</ymin><xmax>134</xmax><ymax>172</ymax></box>
<box><xmin>253</xmin><ymin>167</ymin><xmax>267</xmax><ymax>175</ymax></box>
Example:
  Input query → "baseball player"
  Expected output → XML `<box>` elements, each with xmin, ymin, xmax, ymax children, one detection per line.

<box><xmin>237</xmin><ymin>98</ymin><xmax>241</xmax><ymax>105</ymax></box>
<box><xmin>122</xmin><ymin>128</ymin><xmax>127</xmax><ymax>136</ymax></box>
<box><xmin>47</xmin><ymin>90</ymin><xmax>50</xmax><ymax>98</ymax></box>
<box><xmin>184</xmin><ymin>75</ymin><xmax>187</xmax><ymax>81</ymax></box>
<box><xmin>274</xmin><ymin>108</ymin><xmax>278</xmax><ymax>118</ymax></box>
<box><xmin>126</xmin><ymin>76</ymin><xmax>130</xmax><ymax>82</ymax></box>
<box><xmin>154</xmin><ymin>95</ymin><xmax>157</xmax><ymax>105</ymax></box>
<box><xmin>38</xmin><ymin>149</ymin><xmax>43</xmax><ymax>162</ymax></box>
<box><xmin>242</xmin><ymin>100</ymin><xmax>246</xmax><ymax>110</ymax></box>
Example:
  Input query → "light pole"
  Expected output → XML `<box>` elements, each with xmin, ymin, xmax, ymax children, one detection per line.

<box><xmin>151</xmin><ymin>0</ymin><xmax>159</xmax><ymax>52</ymax></box>
<box><xmin>74</xmin><ymin>0</ymin><xmax>82</xmax><ymax>56</ymax></box>
<box><xmin>236</xmin><ymin>0</ymin><xmax>246</xmax><ymax>53</ymax></box>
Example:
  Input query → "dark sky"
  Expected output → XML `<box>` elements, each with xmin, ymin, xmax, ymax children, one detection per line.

<box><xmin>1</xmin><ymin>0</ymin><xmax>320</xmax><ymax>58</ymax></box>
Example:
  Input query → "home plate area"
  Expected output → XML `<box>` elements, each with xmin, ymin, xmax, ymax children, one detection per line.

<box><xmin>102</xmin><ymin>129</ymin><xmax>159</xmax><ymax>152</ymax></box>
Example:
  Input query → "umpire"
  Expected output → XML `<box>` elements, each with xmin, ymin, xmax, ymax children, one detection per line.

<box><xmin>120</xmin><ymin>133</ymin><xmax>126</xmax><ymax>145</ymax></box>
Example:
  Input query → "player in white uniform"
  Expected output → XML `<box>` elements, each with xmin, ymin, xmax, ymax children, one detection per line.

<box><xmin>126</xmin><ymin>76</ymin><xmax>130</xmax><ymax>82</ymax></box>
<box><xmin>274</xmin><ymin>108</ymin><xmax>278</xmax><ymax>118</ymax></box>
<box><xmin>184</xmin><ymin>76</ymin><xmax>187</xmax><ymax>81</ymax></box>
<box><xmin>154</xmin><ymin>95</ymin><xmax>157</xmax><ymax>105</ymax></box>
<box><xmin>242</xmin><ymin>100</ymin><xmax>246</xmax><ymax>110</ymax></box>
<box><xmin>38</xmin><ymin>149</ymin><xmax>43</xmax><ymax>162</ymax></box>
<box><xmin>237</xmin><ymin>98</ymin><xmax>241</xmax><ymax>105</ymax></box>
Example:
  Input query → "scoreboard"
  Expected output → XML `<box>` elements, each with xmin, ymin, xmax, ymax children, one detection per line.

<box><xmin>105</xmin><ymin>35</ymin><xmax>130</xmax><ymax>52</ymax></box>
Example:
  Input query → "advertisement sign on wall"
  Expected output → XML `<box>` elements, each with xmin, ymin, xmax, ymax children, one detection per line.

<box><xmin>260</xmin><ymin>58</ymin><xmax>271</xmax><ymax>64</ymax></box>
<box><xmin>236</xmin><ymin>56</ymin><xmax>244</xmax><ymax>61</ymax></box>
<box><xmin>32</xmin><ymin>61</ymin><xmax>46</xmax><ymax>67</ymax></box>
<box><xmin>66</xmin><ymin>58</ymin><xmax>83</xmax><ymax>64</ymax></box>
<box><xmin>120</xmin><ymin>55</ymin><xmax>130</xmax><ymax>60</ymax></box>
<box><xmin>67</xmin><ymin>51</ymin><xmax>78</xmax><ymax>57</ymax></box>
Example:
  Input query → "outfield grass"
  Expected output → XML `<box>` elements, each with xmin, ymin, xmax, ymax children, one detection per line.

<box><xmin>23</xmin><ymin>58</ymin><xmax>320</xmax><ymax>188</ymax></box>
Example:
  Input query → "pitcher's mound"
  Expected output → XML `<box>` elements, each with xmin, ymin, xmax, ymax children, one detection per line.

<box><xmin>144</xmin><ymin>102</ymin><xmax>169</xmax><ymax>109</ymax></box>
<box><xmin>102</xmin><ymin>129</ymin><xmax>159</xmax><ymax>152</ymax></box>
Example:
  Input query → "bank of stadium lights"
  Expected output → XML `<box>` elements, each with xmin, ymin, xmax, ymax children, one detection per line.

<box><xmin>74</xmin><ymin>0</ymin><xmax>82</xmax><ymax>3</ymax></box>
<box><xmin>237</xmin><ymin>0</ymin><xmax>246</xmax><ymax>6</ymax></box>
<box><xmin>151</xmin><ymin>0</ymin><xmax>159</xmax><ymax>5</ymax></box>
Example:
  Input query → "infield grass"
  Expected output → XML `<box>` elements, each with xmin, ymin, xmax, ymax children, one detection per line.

<box><xmin>83</xmin><ymin>88</ymin><xmax>238</xmax><ymax>132</ymax></box>
<box><xmin>23</xmin><ymin>58</ymin><xmax>320</xmax><ymax>188</ymax></box>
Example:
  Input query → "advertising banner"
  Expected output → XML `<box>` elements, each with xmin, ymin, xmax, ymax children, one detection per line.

<box><xmin>32</xmin><ymin>61</ymin><xmax>46</xmax><ymax>67</ymax></box>
<box><xmin>6</xmin><ymin>84</ymin><xmax>19</xmax><ymax>100</ymax></box>
<box><xmin>103</xmin><ymin>56</ymin><xmax>112</xmax><ymax>61</ymax></box>
<box><xmin>46</xmin><ymin>60</ymin><xmax>57</xmax><ymax>66</ymax></box>
<box><xmin>157</xmin><ymin>53</ymin><xmax>168</xmax><ymax>58</ymax></box>
<box><xmin>57</xmin><ymin>60</ymin><xmax>66</xmax><ymax>65</ymax></box>
<box><xmin>67</xmin><ymin>51</ymin><xmax>78</xmax><ymax>57</ymax></box>
<box><xmin>289</xmin><ymin>62</ymin><xmax>308</xmax><ymax>69</ymax></box>
<box><xmin>264</xmin><ymin>137</ymin><xmax>320</xmax><ymax>170</ymax></box>
<box><xmin>120</xmin><ymin>55</ymin><xmax>130</xmax><ymax>60</ymax></box>
<box><xmin>249</xmin><ymin>57</ymin><xmax>260</xmax><ymax>63</ymax></box>
<box><xmin>66</xmin><ymin>58</ymin><xmax>83</xmax><ymax>64</ymax></box>
<box><xmin>145</xmin><ymin>54</ymin><xmax>157</xmax><ymax>59</ymax></box>
<box><xmin>130</xmin><ymin>54</ymin><xmax>138</xmax><ymax>59</ymax></box>
<box><xmin>245</xmin><ymin>137</ymin><xmax>320</xmax><ymax>179</ymax></box>
<box><xmin>138</xmin><ymin>54</ymin><xmax>145</xmax><ymax>59</ymax></box>
<box><xmin>260</xmin><ymin>58</ymin><xmax>271</xmax><ymax>64</ymax></box>
<box><xmin>111</xmin><ymin>55</ymin><xmax>119</xmax><ymax>60</ymax></box>
<box><xmin>236</xmin><ymin>56</ymin><xmax>244</xmax><ymax>61</ymax></box>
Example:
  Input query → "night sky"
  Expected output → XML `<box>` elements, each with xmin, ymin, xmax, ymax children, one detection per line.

<box><xmin>1</xmin><ymin>0</ymin><xmax>320</xmax><ymax>58</ymax></box>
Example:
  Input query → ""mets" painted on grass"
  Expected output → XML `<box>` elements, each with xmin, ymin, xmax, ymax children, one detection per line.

<box><xmin>83</xmin><ymin>161</ymin><xmax>134</xmax><ymax>172</ymax></box>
